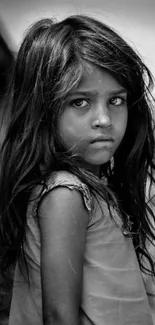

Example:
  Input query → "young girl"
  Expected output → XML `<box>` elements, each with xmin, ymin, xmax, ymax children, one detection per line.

<box><xmin>0</xmin><ymin>14</ymin><xmax>155</xmax><ymax>325</ymax></box>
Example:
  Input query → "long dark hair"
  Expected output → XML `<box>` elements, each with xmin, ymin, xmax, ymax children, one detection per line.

<box><xmin>0</xmin><ymin>15</ymin><xmax>155</xmax><ymax>275</ymax></box>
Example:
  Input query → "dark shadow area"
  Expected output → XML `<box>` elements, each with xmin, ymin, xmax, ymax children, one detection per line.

<box><xmin>0</xmin><ymin>20</ymin><xmax>14</xmax><ymax>325</ymax></box>
<box><xmin>0</xmin><ymin>271</ymin><xmax>14</xmax><ymax>325</ymax></box>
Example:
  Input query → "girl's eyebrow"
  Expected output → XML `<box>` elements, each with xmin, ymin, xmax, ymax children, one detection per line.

<box><xmin>67</xmin><ymin>88</ymin><xmax>127</xmax><ymax>98</ymax></box>
<box><xmin>110</xmin><ymin>89</ymin><xmax>127</xmax><ymax>96</ymax></box>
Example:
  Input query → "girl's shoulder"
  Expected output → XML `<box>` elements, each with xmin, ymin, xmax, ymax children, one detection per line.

<box><xmin>29</xmin><ymin>171</ymin><xmax>94</xmax><ymax>220</ymax></box>
<box><xmin>45</xmin><ymin>171</ymin><xmax>93</xmax><ymax>214</ymax></box>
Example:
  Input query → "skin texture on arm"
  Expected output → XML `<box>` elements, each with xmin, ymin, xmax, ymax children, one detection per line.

<box><xmin>38</xmin><ymin>186</ymin><xmax>89</xmax><ymax>325</ymax></box>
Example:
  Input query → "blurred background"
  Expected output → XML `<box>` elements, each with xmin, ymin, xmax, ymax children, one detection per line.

<box><xmin>0</xmin><ymin>0</ymin><xmax>155</xmax><ymax>324</ymax></box>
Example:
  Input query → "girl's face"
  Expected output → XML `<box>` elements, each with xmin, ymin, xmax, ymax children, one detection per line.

<box><xmin>58</xmin><ymin>64</ymin><xmax>128</xmax><ymax>175</ymax></box>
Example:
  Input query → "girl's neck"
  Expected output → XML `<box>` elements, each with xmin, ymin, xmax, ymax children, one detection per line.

<box><xmin>75</xmin><ymin>160</ymin><xmax>101</xmax><ymax>178</ymax></box>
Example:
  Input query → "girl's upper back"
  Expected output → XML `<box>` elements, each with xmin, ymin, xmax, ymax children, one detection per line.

<box><xmin>9</xmin><ymin>171</ymin><xmax>153</xmax><ymax>325</ymax></box>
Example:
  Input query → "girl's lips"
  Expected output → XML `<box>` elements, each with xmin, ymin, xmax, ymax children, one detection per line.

<box><xmin>90</xmin><ymin>137</ymin><xmax>114</xmax><ymax>149</ymax></box>
<box><xmin>91</xmin><ymin>135</ymin><xmax>114</xmax><ymax>143</ymax></box>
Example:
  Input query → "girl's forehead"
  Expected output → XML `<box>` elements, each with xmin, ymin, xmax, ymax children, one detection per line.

<box><xmin>73</xmin><ymin>63</ymin><xmax>126</xmax><ymax>95</ymax></box>
<box><xmin>81</xmin><ymin>62</ymin><xmax>95</xmax><ymax>75</ymax></box>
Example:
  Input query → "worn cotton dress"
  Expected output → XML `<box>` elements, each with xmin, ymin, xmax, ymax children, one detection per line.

<box><xmin>9</xmin><ymin>171</ymin><xmax>153</xmax><ymax>325</ymax></box>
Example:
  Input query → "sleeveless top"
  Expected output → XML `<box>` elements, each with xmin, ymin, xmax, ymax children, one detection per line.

<box><xmin>9</xmin><ymin>171</ymin><xmax>153</xmax><ymax>325</ymax></box>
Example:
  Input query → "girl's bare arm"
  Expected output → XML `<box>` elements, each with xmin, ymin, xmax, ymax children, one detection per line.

<box><xmin>39</xmin><ymin>186</ymin><xmax>89</xmax><ymax>325</ymax></box>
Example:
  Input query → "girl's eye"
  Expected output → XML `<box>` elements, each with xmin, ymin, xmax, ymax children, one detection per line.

<box><xmin>110</xmin><ymin>97</ymin><xmax>126</xmax><ymax>106</ymax></box>
<box><xmin>71</xmin><ymin>99</ymin><xmax>89</xmax><ymax>108</ymax></box>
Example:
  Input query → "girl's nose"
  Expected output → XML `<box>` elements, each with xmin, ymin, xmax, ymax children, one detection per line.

<box><xmin>92</xmin><ymin>103</ymin><xmax>112</xmax><ymax>129</ymax></box>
